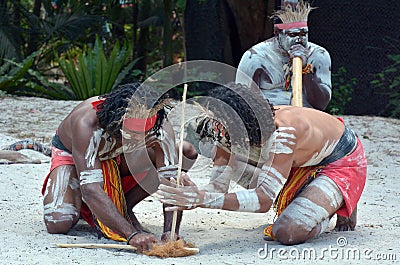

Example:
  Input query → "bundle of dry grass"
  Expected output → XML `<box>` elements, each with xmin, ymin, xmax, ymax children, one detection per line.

<box><xmin>55</xmin><ymin>240</ymin><xmax>199</xmax><ymax>258</ymax></box>
<box><xmin>143</xmin><ymin>239</ymin><xmax>198</xmax><ymax>258</ymax></box>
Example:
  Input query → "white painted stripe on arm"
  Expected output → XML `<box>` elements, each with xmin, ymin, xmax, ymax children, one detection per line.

<box><xmin>257</xmin><ymin>165</ymin><xmax>286</xmax><ymax>200</ymax></box>
<box><xmin>79</xmin><ymin>169</ymin><xmax>103</xmax><ymax>185</ymax></box>
<box><xmin>203</xmin><ymin>192</ymin><xmax>225</xmax><ymax>209</ymax></box>
<box><xmin>235</xmin><ymin>189</ymin><xmax>260</xmax><ymax>212</ymax></box>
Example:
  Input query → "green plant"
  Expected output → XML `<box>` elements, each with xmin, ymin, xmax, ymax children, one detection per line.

<box><xmin>371</xmin><ymin>53</ymin><xmax>400</xmax><ymax>118</ymax></box>
<box><xmin>0</xmin><ymin>90</ymin><xmax>9</xmax><ymax>98</ymax></box>
<box><xmin>0</xmin><ymin>51</ymin><xmax>74</xmax><ymax>99</ymax></box>
<box><xmin>326</xmin><ymin>67</ymin><xmax>357</xmax><ymax>116</ymax></box>
<box><xmin>0</xmin><ymin>55</ymin><xmax>35</xmax><ymax>94</ymax></box>
<box><xmin>58</xmin><ymin>35</ymin><xmax>140</xmax><ymax>99</ymax></box>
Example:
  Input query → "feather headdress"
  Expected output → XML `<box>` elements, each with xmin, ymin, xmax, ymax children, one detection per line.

<box><xmin>273</xmin><ymin>1</ymin><xmax>316</xmax><ymax>32</ymax></box>
<box><xmin>122</xmin><ymin>90</ymin><xmax>171</xmax><ymax>132</ymax></box>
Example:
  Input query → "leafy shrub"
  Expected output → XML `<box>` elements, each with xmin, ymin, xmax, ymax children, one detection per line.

<box><xmin>0</xmin><ymin>51</ymin><xmax>74</xmax><ymax>99</ymax></box>
<box><xmin>370</xmin><ymin>52</ymin><xmax>400</xmax><ymax>118</ymax></box>
<box><xmin>326</xmin><ymin>67</ymin><xmax>357</xmax><ymax>115</ymax></box>
<box><xmin>0</xmin><ymin>56</ymin><xmax>33</xmax><ymax>94</ymax></box>
<box><xmin>57</xmin><ymin>36</ymin><xmax>141</xmax><ymax>100</ymax></box>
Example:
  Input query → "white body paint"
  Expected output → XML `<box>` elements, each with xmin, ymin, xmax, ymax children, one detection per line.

<box><xmin>158</xmin><ymin>165</ymin><xmax>178</xmax><ymax>179</ymax></box>
<box><xmin>270</xmin><ymin>127</ymin><xmax>296</xmax><ymax>154</ymax></box>
<box><xmin>43</xmin><ymin>166</ymin><xmax>79</xmax><ymax>223</ymax></box>
<box><xmin>280</xmin><ymin>197</ymin><xmax>330</xmax><ymax>233</ymax></box>
<box><xmin>44</xmin><ymin>166</ymin><xmax>70</xmax><ymax>208</ymax></box>
<box><xmin>317</xmin><ymin>218</ymin><xmax>330</xmax><ymax>237</ymax></box>
<box><xmin>235</xmin><ymin>39</ymin><xmax>331</xmax><ymax>108</ymax></box>
<box><xmin>44</xmin><ymin>203</ymin><xmax>78</xmax><ymax>223</ymax></box>
<box><xmin>178</xmin><ymin>191</ymin><xmax>201</xmax><ymax>209</ymax></box>
<box><xmin>202</xmin><ymin>165</ymin><xmax>232</xmax><ymax>193</ymax></box>
<box><xmin>257</xmin><ymin>165</ymin><xmax>286</xmax><ymax>201</ymax></box>
<box><xmin>301</xmin><ymin>139</ymin><xmax>339</xmax><ymax>167</ymax></box>
<box><xmin>203</xmin><ymin>192</ymin><xmax>225</xmax><ymax>209</ymax></box>
<box><xmin>80</xmin><ymin>169</ymin><xmax>103</xmax><ymax>185</ymax></box>
<box><xmin>308</xmin><ymin>175</ymin><xmax>343</xmax><ymax>209</ymax></box>
<box><xmin>85</xmin><ymin>129</ymin><xmax>103</xmax><ymax>168</ymax></box>
<box><xmin>235</xmin><ymin>189</ymin><xmax>260</xmax><ymax>212</ymax></box>
<box><xmin>153</xmin><ymin>128</ymin><xmax>177</xmax><ymax>168</ymax></box>
<box><xmin>69</xmin><ymin>177</ymin><xmax>80</xmax><ymax>190</ymax></box>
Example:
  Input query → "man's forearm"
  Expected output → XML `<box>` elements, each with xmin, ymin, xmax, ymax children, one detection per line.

<box><xmin>81</xmin><ymin>184</ymin><xmax>136</xmax><ymax>239</ymax></box>
<box><xmin>303</xmin><ymin>73</ymin><xmax>331</xmax><ymax>110</ymax></box>
<box><xmin>202</xmin><ymin>189</ymin><xmax>272</xmax><ymax>213</ymax></box>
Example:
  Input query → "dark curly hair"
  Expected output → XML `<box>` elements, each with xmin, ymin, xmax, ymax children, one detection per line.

<box><xmin>95</xmin><ymin>82</ymin><xmax>169</xmax><ymax>142</ymax></box>
<box><xmin>197</xmin><ymin>82</ymin><xmax>276</xmax><ymax>147</ymax></box>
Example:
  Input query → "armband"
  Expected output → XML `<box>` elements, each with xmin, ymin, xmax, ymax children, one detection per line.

<box><xmin>79</xmin><ymin>169</ymin><xmax>103</xmax><ymax>185</ymax></box>
<box><xmin>302</xmin><ymin>64</ymin><xmax>313</xmax><ymax>75</ymax></box>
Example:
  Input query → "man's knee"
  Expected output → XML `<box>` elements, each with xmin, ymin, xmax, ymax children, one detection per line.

<box><xmin>272</xmin><ymin>197</ymin><xmax>330</xmax><ymax>245</ymax></box>
<box><xmin>183</xmin><ymin>141</ymin><xmax>198</xmax><ymax>160</ymax></box>
<box><xmin>45</xmin><ymin>218</ymin><xmax>74</xmax><ymax>234</ymax></box>
<box><xmin>272</xmin><ymin>216</ymin><xmax>310</xmax><ymax>245</ymax></box>
<box><xmin>44</xmin><ymin>204</ymin><xmax>79</xmax><ymax>234</ymax></box>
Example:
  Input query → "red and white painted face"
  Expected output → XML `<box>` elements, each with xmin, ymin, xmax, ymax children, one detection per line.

<box><xmin>120</xmin><ymin>113</ymin><xmax>158</xmax><ymax>150</ymax></box>
<box><xmin>277</xmin><ymin>26</ymin><xmax>309</xmax><ymax>51</ymax></box>
<box><xmin>120</xmin><ymin>127</ymin><xmax>149</xmax><ymax>152</ymax></box>
<box><xmin>121</xmin><ymin>127</ymin><xmax>147</xmax><ymax>142</ymax></box>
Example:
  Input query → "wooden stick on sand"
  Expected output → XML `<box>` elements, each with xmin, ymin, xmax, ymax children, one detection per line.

<box><xmin>55</xmin><ymin>243</ymin><xmax>199</xmax><ymax>258</ymax></box>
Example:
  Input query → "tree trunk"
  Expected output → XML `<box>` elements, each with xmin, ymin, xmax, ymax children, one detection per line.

<box><xmin>33</xmin><ymin>0</ymin><xmax>41</xmax><ymax>17</ymax></box>
<box><xmin>184</xmin><ymin>0</ymin><xmax>273</xmax><ymax>66</ymax></box>
<box><xmin>225</xmin><ymin>0</ymin><xmax>273</xmax><ymax>55</ymax></box>
<box><xmin>136</xmin><ymin>0</ymin><xmax>151</xmax><ymax>75</ymax></box>
<box><xmin>26</xmin><ymin>0</ymin><xmax>42</xmax><ymax>56</ymax></box>
<box><xmin>162</xmin><ymin>0</ymin><xmax>173</xmax><ymax>67</ymax></box>
<box><xmin>132</xmin><ymin>0</ymin><xmax>138</xmax><ymax>56</ymax></box>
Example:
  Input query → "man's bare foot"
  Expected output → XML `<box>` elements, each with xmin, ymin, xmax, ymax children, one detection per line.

<box><xmin>334</xmin><ymin>206</ymin><xmax>357</xmax><ymax>231</ymax></box>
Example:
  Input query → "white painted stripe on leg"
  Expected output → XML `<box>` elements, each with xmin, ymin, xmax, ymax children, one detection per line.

<box><xmin>44</xmin><ymin>203</ymin><xmax>78</xmax><ymax>223</ymax></box>
<box><xmin>282</xmin><ymin>197</ymin><xmax>330</xmax><ymax>232</ymax></box>
<box><xmin>51</xmin><ymin>167</ymin><xmax>71</xmax><ymax>208</ymax></box>
<box><xmin>308</xmin><ymin>175</ymin><xmax>343</xmax><ymax>209</ymax></box>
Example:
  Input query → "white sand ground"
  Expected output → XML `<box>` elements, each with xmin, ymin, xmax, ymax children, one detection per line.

<box><xmin>0</xmin><ymin>96</ymin><xmax>399</xmax><ymax>265</ymax></box>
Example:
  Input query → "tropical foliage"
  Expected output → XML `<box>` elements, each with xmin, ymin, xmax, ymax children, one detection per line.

<box><xmin>58</xmin><ymin>36</ymin><xmax>140</xmax><ymax>99</ymax></box>
<box><xmin>0</xmin><ymin>0</ymin><xmax>184</xmax><ymax>100</ymax></box>
<box><xmin>326</xmin><ymin>67</ymin><xmax>357</xmax><ymax>116</ymax></box>
<box><xmin>370</xmin><ymin>39</ymin><xmax>400</xmax><ymax>118</ymax></box>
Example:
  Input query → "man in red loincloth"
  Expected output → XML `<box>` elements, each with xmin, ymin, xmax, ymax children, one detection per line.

<box><xmin>42</xmin><ymin>82</ymin><xmax>197</xmax><ymax>252</ymax></box>
<box><xmin>158</xmin><ymin>82</ymin><xmax>367</xmax><ymax>245</ymax></box>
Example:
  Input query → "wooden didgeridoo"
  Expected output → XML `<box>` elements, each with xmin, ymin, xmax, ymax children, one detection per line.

<box><xmin>291</xmin><ymin>57</ymin><xmax>303</xmax><ymax>107</ymax></box>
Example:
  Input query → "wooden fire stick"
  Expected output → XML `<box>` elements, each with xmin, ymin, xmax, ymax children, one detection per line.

<box><xmin>54</xmin><ymin>243</ymin><xmax>199</xmax><ymax>253</ymax></box>
<box><xmin>292</xmin><ymin>57</ymin><xmax>303</xmax><ymax>107</ymax></box>
<box><xmin>55</xmin><ymin>243</ymin><xmax>138</xmax><ymax>250</ymax></box>
<box><xmin>170</xmin><ymin>83</ymin><xmax>188</xmax><ymax>242</ymax></box>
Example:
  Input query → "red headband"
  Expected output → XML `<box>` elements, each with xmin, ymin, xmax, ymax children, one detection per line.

<box><xmin>122</xmin><ymin>113</ymin><xmax>158</xmax><ymax>132</ymax></box>
<box><xmin>274</xmin><ymin>21</ymin><xmax>308</xmax><ymax>31</ymax></box>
